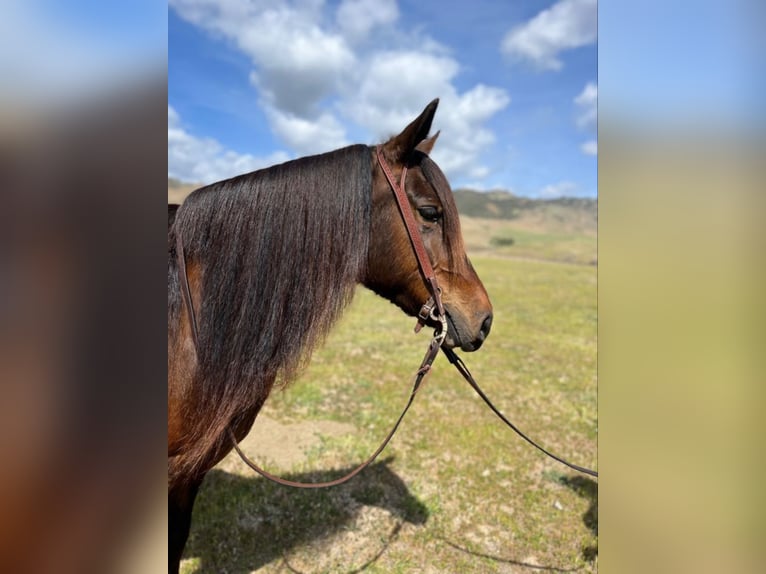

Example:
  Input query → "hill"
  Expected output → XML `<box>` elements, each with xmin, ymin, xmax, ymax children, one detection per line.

<box><xmin>451</xmin><ymin>189</ymin><xmax>597</xmax><ymax>265</ymax></box>
<box><xmin>453</xmin><ymin>189</ymin><xmax>597</xmax><ymax>234</ymax></box>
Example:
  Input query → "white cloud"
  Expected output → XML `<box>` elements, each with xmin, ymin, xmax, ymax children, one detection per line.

<box><xmin>168</xmin><ymin>105</ymin><xmax>289</xmax><ymax>184</ymax></box>
<box><xmin>170</xmin><ymin>0</ymin><xmax>362</xmax><ymax>160</ymax></box>
<box><xmin>574</xmin><ymin>82</ymin><xmax>597</xmax><ymax>155</ymax></box>
<box><xmin>347</xmin><ymin>51</ymin><xmax>510</xmax><ymax>180</ymax></box>
<box><xmin>170</xmin><ymin>0</ymin><xmax>354</xmax><ymax>117</ymax></box>
<box><xmin>347</xmin><ymin>51</ymin><xmax>461</xmax><ymax>135</ymax></box>
<box><xmin>265</xmin><ymin>107</ymin><xmax>349</xmax><ymax>155</ymax></box>
<box><xmin>580</xmin><ymin>140</ymin><xmax>597</xmax><ymax>155</ymax></box>
<box><xmin>431</xmin><ymin>85</ymin><xmax>510</xmax><ymax>180</ymax></box>
<box><xmin>501</xmin><ymin>0</ymin><xmax>596</xmax><ymax>71</ymax></box>
<box><xmin>170</xmin><ymin>0</ymin><xmax>510</xmax><ymax>184</ymax></box>
<box><xmin>337</xmin><ymin>0</ymin><xmax>399</xmax><ymax>41</ymax></box>
<box><xmin>539</xmin><ymin>181</ymin><xmax>578</xmax><ymax>198</ymax></box>
<box><xmin>575</xmin><ymin>81</ymin><xmax>598</xmax><ymax>129</ymax></box>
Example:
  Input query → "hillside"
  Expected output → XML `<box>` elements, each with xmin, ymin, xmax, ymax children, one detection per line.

<box><xmin>453</xmin><ymin>189</ymin><xmax>597</xmax><ymax>234</ymax></box>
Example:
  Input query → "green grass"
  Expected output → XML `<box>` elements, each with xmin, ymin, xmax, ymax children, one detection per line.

<box><xmin>181</xmin><ymin>231</ymin><xmax>597</xmax><ymax>573</ymax></box>
<box><xmin>460</xmin><ymin>215</ymin><xmax>597</xmax><ymax>266</ymax></box>
<box><xmin>488</xmin><ymin>227</ymin><xmax>597</xmax><ymax>265</ymax></box>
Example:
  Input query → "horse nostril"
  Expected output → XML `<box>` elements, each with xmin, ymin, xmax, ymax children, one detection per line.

<box><xmin>480</xmin><ymin>314</ymin><xmax>493</xmax><ymax>339</ymax></box>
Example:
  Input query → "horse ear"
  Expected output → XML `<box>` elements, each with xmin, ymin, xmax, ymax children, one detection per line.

<box><xmin>385</xmin><ymin>99</ymin><xmax>439</xmax><ymax>161</ymax></box>
<box><xmin>415</xmin><ymin>130</ymin><xmax>440</xmax><ymax>155</ymax></box>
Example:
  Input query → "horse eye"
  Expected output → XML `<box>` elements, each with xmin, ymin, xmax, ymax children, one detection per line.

<box><xmin>417</xmin><ymin>206</ymin><xmax>441</xmax><ymax>223</ymax></box>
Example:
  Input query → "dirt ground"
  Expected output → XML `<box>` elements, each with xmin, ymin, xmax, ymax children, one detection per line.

<box><xmin>215</xmin><ymin>415</ymin><xmax>358</xmax><ymax>473</ymax></box>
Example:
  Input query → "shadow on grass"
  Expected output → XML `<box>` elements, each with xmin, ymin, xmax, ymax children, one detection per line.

<box><xmin>182</xmin><ymin>457</ymin><xmax>428</xmax><ymax>573</ymax></box>
<box><xmin>560</xmin><ymin>475</ymin><xmax>598</xmax><ymax>562</ymax></box>
<box><xmin>438</xmin><ymin>538</ymin><xmax>584</xmax><ymax>572</ymax></box>
<box><xmin>437</xmin><ymin>473</ymin><xmax>598</xmax><ymax>572</ymax></box>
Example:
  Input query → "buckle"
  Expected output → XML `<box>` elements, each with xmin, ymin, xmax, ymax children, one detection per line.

<box><xmin>414</xmin><ymin>298</ymin><xmax>435</xmax><ymax>333</ymax></box>
<box><xmin>418</xmin><ymin>297</ymin><xmax>436</xmax><ymax>323</ymax></box>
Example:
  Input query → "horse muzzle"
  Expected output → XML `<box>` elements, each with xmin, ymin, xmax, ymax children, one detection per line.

<box><xmin>443</xmin><ymin>310</ymin><xmax>492</xmax><ymax>352</ymax></box>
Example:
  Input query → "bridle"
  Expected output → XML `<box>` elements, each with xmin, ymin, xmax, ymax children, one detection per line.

<box><xmin>374</xmin><ymin>146</ymin><xmax>447</xmax><ymax>336</ymax></box>
<box><xmin>174</xmin><ymin>145</ymin><xmax>597</xmax><ymax>489</ymax></box>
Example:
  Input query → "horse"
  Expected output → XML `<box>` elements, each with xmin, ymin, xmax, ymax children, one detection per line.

<box><xmin>167</xmin><ymin>99</ymin><xmax>493</xmax><ymax>572</ymax></box>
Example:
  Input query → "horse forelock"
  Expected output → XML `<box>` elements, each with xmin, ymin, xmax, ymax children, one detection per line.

<box><xmin>417</xmin><ymin>154</ymin><xmax>468</xmax><ymax>275</ymax></box>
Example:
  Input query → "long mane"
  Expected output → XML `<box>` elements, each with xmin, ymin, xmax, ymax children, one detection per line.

<box><xmin>168</xmin><ymin>144</ymin><xmax>372</xmax><ymax>478</ymax></box>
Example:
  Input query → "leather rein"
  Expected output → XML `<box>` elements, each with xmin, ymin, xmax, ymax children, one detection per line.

<box><xmin>174</xmin><ymin>145</ymin><xmax>597</xmax><ymax>488</ymax></box>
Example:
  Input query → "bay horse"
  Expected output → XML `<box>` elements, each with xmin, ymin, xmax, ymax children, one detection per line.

<box><xmin>168</xmin><ymin>99</ymin><xmax>493</xmax><ymax>572</ymax></box>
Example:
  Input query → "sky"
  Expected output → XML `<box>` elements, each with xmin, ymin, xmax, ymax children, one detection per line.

<box><xmin>2</xmin><ymin>1</ymin><xmax>759</xmax><ymax>200</ymax></box>
<box><xmin>168</xmin><ymin>0</ymin><xmax>598</xmax><ymax>198</ymax></box>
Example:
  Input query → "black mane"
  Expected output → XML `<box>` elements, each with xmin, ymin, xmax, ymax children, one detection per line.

<box><xmin>168</xmin><ymin>144</ymin><xmax>372</xmax><ymax>478</ymax></box>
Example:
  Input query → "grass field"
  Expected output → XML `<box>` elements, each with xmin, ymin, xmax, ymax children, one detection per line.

<box><xmin>173</xmin><ymin>189</ymin><xmax>597</xmax><ymax>572</ymax></box>
<box><xmin>179</xmin><ymin>230</ymin><xmax>597</xmax><ymax>572</ymax></box>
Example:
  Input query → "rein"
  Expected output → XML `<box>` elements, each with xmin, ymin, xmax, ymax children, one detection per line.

<box><xmin>174</xmin><ymin>145</ymin><xmax>596</xmax><ymax>489</ymax></box>
<box><xmin>442</xmin><ymin>348</ymin><xmax>598</xmax><ymax>477</ymax></box>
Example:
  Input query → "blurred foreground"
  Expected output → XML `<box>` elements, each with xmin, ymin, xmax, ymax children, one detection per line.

<box><xmin>599</xmin><ymin>131</ymin><xmax>765</xmax><ymax>573</ymax></box>
<box><xmin>1</xmin><ymin>2</ymin><xmax>167</xmax><ymax>566</ymax></box>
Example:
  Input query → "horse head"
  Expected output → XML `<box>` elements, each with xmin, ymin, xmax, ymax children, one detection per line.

<box><xmin>364</xmin><ymin>100</ymin><xmax>493</xmax><ymax>352</ymax></box>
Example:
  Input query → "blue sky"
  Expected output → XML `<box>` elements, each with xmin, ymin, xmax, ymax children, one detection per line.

<box><xmin>168</xmin><ymin>0</ymin><xmax>598</xmax><ymax>197</ymax></box>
